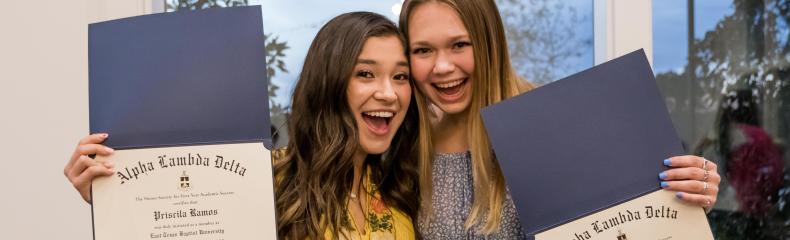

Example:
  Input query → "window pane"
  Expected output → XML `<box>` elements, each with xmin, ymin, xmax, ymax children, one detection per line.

<box><xmin>498</xmin><ymin>0</ymin><xmax>594</xmax><ymax>85</ymax></box>
<box><xmin>654</xmin><ymin>1</ymin><xmax>790</xmax><ymax>238</ymax></box>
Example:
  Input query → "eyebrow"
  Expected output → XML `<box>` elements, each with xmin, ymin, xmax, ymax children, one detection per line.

<box><xmin>410</xmin><ymin>34</ymin><xmax>470</xmax><ymax>47</ymax></box>
<box><xmin>356</xmin><ymin>58</ymin><xmax>409</xmax><ymax>67</ymax></box>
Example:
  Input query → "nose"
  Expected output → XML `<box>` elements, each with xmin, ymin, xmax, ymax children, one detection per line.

<box><xmin>432</xmin><ymin>51</ymin><xmax>455</xmax><ymax>75</ymax></box>
<box><xmin>374</xmin><ymin>78</ymin><xmax>398</xmax><ymax>103</ymax></box>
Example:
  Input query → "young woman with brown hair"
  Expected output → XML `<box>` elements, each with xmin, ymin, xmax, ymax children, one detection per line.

<box><xmin>64</xmin><ymin>12</ymin><xmax>420</xmax><ymax>240</ymax></box>
<box><xmin>398</xmin><ymin>0</ymin><xmax>722</xmax><ymax>238</ymax></box>
<box><xmin>273</xmin><ymin>11</ymin><xmax>420</xmax><ymax>239</ymax></box>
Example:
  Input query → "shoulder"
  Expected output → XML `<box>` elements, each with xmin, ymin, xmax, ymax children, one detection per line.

<box><xmin>389</xmin><ymin>207</ymin><xmax>416</xmax><ymax>239</ymax></box>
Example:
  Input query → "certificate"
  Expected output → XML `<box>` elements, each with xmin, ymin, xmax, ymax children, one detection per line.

<box><xmin>536</xmin><ymin>191</ymin><xmax>711</xmax><ymax>239</ymax></box>
<box><xmin>87</xmin><ymin>6</ymin><xmax>276</xmax><ymax>239</ymax></box>
<box><xmin>92</xmin><ymin>143</ymin><xmax>276</xmax><ymax>239</ymax></box>
<box><xmin>481</xmin><ymin>49</ymin><xmax>713</xmax><ymax>239</ymax></box>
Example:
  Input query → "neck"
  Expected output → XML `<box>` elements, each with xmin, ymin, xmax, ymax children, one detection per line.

<box><xmin>350</xmin><ymin>149</ymin><xmax>366</xmax><ymax>197</ymax></box>
<box><xmin>433</xmin><ymin>109</ymin><xmax>470</xmax><ymax>153</ymax></box>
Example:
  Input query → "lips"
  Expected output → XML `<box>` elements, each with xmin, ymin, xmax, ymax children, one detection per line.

<box><xmin>432</xmin><ymin>78</ymin><xmax>467</xmax><ymax>100</ymax></box>
<box><xmin>361</xmin><ymin>111</ymin><xmax>394</xmax><ymax>135</ymax></box>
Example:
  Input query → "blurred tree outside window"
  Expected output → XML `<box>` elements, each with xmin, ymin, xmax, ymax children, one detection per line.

<box><xmin>654</xmin><ymin>0</ymin><xmax>790</xmax><ymax>238</ymax></box>
<box><xmin>497</xmin><ymin>0</ymin><xmax>593</xmax><ymax>85</ymax></box>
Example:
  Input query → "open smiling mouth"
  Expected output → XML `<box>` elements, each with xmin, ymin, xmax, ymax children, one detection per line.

<box><xmin>362</xmin><ymin>111</ymin><xmax>394</xmax><ymax>135</ymax></box>
<box><xmin>433</xmin><ymin>78</ymin><xmax>467</xmax><ymax>96</ymax></box>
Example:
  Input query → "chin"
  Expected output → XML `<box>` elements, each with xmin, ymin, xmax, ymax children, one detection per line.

<box><xmin>360</xmin><ymin>143</ymin><xmax>390</xmax><ymax>155</ymax></box>
<box><xmin>435</xmin><ymin>101</ymin><xmax>471</xmax><ymax>115</ymax></box>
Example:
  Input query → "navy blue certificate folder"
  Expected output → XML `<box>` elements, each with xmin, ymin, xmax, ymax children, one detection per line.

<box><xmin>89</xmin><ymin>6</ymin><xmax>270</xmax><ymax>149</ymax></box>
<box><xmin>481</xmin><ymin>49</ymin><xmax>683</xmax><ymax>236</ymax></box>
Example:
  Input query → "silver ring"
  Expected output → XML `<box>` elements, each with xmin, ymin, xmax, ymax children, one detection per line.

<box><xmin>703</xmin><ymin>170</ymin><xmax>710</xmax><ymax>182</ymax></box>
<box><xmin>702</xmin><ymin>182</ymin><xmax>709</xmax><ymax>194</ymax></box>
<box><xmin>701</xmin><ymin>159</ymin><xmax>709</xmax><ymax>170</ymax></box>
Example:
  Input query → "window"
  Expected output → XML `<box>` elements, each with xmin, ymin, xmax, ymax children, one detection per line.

<box><xmin>499</xmin><ymin>0</ymin><xmax>593</xmax><ymax>85</ymax></box>
<box><xmin>654</xmin><ymin>1</ymin><xmax>790</xmax><ymax>237</ymax></box>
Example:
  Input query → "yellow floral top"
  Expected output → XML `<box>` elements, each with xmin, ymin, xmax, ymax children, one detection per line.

<box><xmin>272</xmin><ymin>149</ymin><xmax>414</xmax><ymax>240</ymax></box>
<box><xmin>324</xmin><ymin>170</ymin><xmax>415</xmax><ymax>240</ymax></box>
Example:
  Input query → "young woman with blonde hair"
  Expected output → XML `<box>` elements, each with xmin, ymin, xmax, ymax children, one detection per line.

<box><xmin>398</xmin><ymin>0</ymin><xmax>722</xmax><ymax>238</ymax></box>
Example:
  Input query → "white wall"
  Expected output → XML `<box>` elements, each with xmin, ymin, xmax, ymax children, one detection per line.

<box><xmin>0</xmin><ymin>1</ymin><xmax>148</xmax><ymax>239</ymax></box>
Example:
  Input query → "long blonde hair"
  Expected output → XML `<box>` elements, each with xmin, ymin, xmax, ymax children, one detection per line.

<box><xmin>399</xmin><ymin>0</ymin><xmax>534</xmax><ymax>234</ymax></box>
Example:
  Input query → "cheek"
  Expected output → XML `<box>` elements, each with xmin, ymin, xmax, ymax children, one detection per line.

<box><xmin>411</xmin><ymin>64</ymin><xmax>435</xmax><ymax>97</ymax></box>
<box><xmin>346</xmin><ymin>83</ymin><xmax>364</xmax><ymax>114</ymax></box>
<box><xmin>410</xmin><ymin>57</ymin><xmax>433</xmax><ymax>85</ymax></box>
<box><xmin>459</xmin><ymin>50</ymin><xmax>475</xmax><ymax>74</ymax></box>
<box><xmin>397</xmin><ymin>85</ymin><xmax>412</xmax><ymax>109</ymax></box>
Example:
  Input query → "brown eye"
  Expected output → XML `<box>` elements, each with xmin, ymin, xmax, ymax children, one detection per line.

<box><xmin>394</xmin><ymin>73</ymin><xmax>410</xmax><ymax>81</ymax></box>
<box><xmin>412</xmin><ymin>47</ymin><xmax>431</xmax><ymax>55</ymax></box>
<box><xmin>356</xmin><ymin>70</ymin><xmax>374</xmax><ymax>78</ymax></box>
<box><xmin>453</xmin><ymin>41</ymin><xmax>471</xmax><ymax>49</ymax></box>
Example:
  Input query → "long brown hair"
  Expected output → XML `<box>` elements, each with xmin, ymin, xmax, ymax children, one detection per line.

<box><xmin>273</xmin><ymin>12</ymin><xmax>420</xmax><ymax>239</ymax></box>
<box><xmin>399</xmin><ymin>0</ymin><xmax>534</xmax><ymax>234</ymax></box>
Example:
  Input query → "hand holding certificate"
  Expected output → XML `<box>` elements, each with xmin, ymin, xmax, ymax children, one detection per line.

<box><xmin>481</xmin><ymin>50</ymin><xmax>714</xmax><ymax>239</ymax></box>
<box><xmin>87</xmin><ymin>7</ymin><xmax>276</xmax><ymax>239</ymax></box>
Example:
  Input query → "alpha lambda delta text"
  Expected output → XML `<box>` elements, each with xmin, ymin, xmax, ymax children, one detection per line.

<box><xmin>116</xmin><ymin>153</ymin><xmax>246</xmax><ymax>184</ymax></box>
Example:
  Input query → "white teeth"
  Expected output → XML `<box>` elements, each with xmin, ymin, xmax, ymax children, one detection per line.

<box><xmin>435</xmin><ymin>79</ymin><xmax>464</xmax><ymax>89</ymax></box>
<box><xmin>364</xmin><ymin>111</ymin><xmax>394</xmax><ymax>118</ymax></box>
